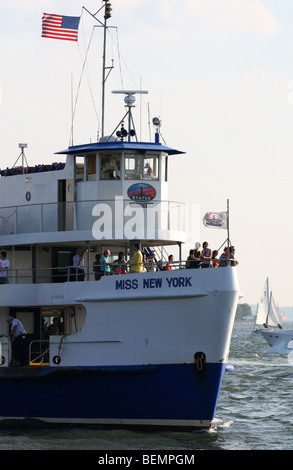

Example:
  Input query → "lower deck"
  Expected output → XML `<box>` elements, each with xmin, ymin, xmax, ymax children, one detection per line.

<box><xmin>1</xmin><ymin>304</ymin><xmax>86</xmax><ymax>368</ymax></box>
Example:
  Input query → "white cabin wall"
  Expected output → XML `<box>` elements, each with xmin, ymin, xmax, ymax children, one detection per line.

<box><xmin>0</xmin><ymin>170</ymin><xmax>66</xmax><ymax>207</ymax></box>
<box><xmin>64</xmin><ymin>305</ymin><xmax>86</xmax><ymax>335</ymax></box>
<box><xmin>37</xmin><ymin>246</ymin><xmax>52</xmax><ymax>282</ymax></box>
<box><xmin>11</xmin><ymin>247</ymin><xmax>32</xmax><ymax>284</ymax></box>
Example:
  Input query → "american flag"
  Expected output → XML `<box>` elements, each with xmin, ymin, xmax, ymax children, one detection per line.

<box><xmin>42</xmin><ymin>13</ymin><xmax>80</xmax><ymax>42</ymax></box>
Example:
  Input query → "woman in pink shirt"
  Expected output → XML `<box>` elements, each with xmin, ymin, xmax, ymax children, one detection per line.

<box><xmin>201</xmin><ymin>241</ymin><xmax>212</xmax><ymax>268</ymax></box>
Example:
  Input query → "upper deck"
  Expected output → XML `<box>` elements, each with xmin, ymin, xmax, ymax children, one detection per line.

<box><xmin>0</xmin><ymin>135</ymin><xmax>186</xmax><ymax>247</ymax></box>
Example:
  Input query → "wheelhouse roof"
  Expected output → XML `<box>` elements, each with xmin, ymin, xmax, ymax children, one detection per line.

<box><xmin>56</xmin><ymin>140</ymin><xmax>185</xmax><ymax>156</ymax></box>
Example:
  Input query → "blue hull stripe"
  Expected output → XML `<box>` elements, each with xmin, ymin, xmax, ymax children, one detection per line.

<box><xmin>0</xmin><ymin>363</ymin><xmax>225</xmax><ymax>428</ymax></box>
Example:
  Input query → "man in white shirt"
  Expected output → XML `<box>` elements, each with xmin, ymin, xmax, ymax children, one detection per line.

<box><xmin>0</xmin><ymin>251</ymin><xmax>9</xmax><ymax>284</ymax></box>
<box><xmin>72</xmin><ymin>247</ymin><xmax>85</xmax><ymax>281</ymax></box>
<box><xmin>6</xmin><ymin>316</ymin><xmax>26</xmax><ymax>366</ymax></box>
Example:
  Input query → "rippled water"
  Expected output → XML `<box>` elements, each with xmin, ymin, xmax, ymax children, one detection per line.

<box><xmin>1</xmin><ymin>322</ymin><xmax>292</xmax><ymax>450</ymax></box>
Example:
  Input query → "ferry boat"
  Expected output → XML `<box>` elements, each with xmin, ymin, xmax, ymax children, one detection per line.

<box><xmin>0</xmin><ymin>2</ymin><xmax>240</xmax><ymax>430</ymax></box>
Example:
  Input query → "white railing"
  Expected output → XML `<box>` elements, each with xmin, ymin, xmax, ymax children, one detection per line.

<box><xmin>0</xmin><ymin>199</ymin><xmax>186</xmax><ymax>236</ymax></box>
<box><xmin>29</xmin><ymin>340</ymin><xmax>50</xmax><ymax>365</ymax></box>
<box><xmin>1</xmin><ymin>259</ymin><xmax>236</xmax><ymax>285</ymax></box>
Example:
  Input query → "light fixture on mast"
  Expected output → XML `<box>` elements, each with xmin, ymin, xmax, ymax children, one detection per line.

<box><xmin>104</xmin><ymin>1</ymin><xmax>112</xmax><ymax>19</ymax></box>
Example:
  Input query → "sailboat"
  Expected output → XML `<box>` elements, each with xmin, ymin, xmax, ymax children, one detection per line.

<box><xmin>254</xmin><ymin>278</ymin><xmax>293</xmax><ymax>352</ymax></box>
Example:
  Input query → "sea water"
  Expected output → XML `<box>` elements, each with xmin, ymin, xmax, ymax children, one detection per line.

<box><xmin>1</xmin><ymin>322</ymin><xmax>292</xmax><ymax>451</ymax></box>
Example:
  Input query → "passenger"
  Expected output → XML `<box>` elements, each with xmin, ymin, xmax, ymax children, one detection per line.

<box><xmin>201</xmin><ymin>241</ymin><xmax>212</xmax><ymax>268</ymax></box>
<box><xmin>165</xmin><ymin>254</ymin><xmax>174</xmax><ymax>270</ymax></box>
<box><xmin>93</xmin><ymin>254</ymin><xmax>102</xmax><ymax>280</ymax></box>
<box><xmin>193</xmin><ymin>243</ymin><xmax>202</xmax><ymax>268</ymax></box>
<box><xmin>72</xmin><ymin>247</ymin><xmax>85</xmax><ymax>281</ymax></box>
<box><xmin>155</xmin><ymin>259</ymin><xmax>163</xmax><ymax>271</ymax></box>
<box><xmin>41</xmin><ymin>317</ymin><xmax>48</xmax><ymax>340</ymax></box>
<box><xmin>212</xmin><ymin>250</ymin><xmax>219</xmax><ymax>267</ymax></box>
<box><xmin>101</xmin><ymin>249</ymin><xmax>111</xmax><ymax>275</ymax></box>
<box><xmin>129</xmin><ymin>243</ymin><xmax>143</xmax><ymax>273</ymax></box>
<box><xmin>113</xmin><ymin>252</ymin><xmax>127</xmax><ymax>274</ymax></box>
<box><xmin>142</xmin><ymin>253</ymin><xmax>147</xmax><ymax>272</ymax></box>
<box><xmin>58</xmin><ymin>317</ymin><xmax>64</xmax><ymax>335</ymax></box>
<box><xmin>194</xmin><ymin>242</ymin><xmax>201</xmax><ymax>253</ymax></box>
<box><xmin>219</xmin><ymin>247</ymin><xmax>228</xmax><ymax>267</ymax></box>
<box><xmin>113</xmin><ymin>159</ymin><xmax>121</xmax><ymax>179</ymax></box>
<box><xmin>0</xmin><ymin>250</ymin><xmax>10</xmax><ymax>284</ymax></box>
<box><xmin>228</xmin><ymin>246</ymin><xmax>239</xmax><ymax>266</ymax></box>
<box><xmin>144</xmin><ymin>163</ymin><xmax>153</xmax><ymax>179</ymax></box>
<box><xmin>145</xmin><ymin>252</ymin><xmax>156</xmax><ymax>272</ymax></box>
<box><xmin>6</xmin><ymin>316</ymin><xmax>26</xmax><ymax>366</ymax></box>
<box><xmin>186</xmin><ymin>249</ymin><xmax>195</xmax><ymax>269</ymax></box>
<box><xmin>48</xmin><ymin>317</ymin><xmax>60</xmax><ymax>336</ymax></box>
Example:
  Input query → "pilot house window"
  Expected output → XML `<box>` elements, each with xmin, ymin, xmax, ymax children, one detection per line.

<box><xmin>125</xmin><ymin>155</ymin><xmax>158</xmax><ymax>180</ymax></box>
<box><xmin>74</xmin><ymin>155</ymin><xmax>96</xmax><ymax>181</ymax></box>
<box><xmin>100</xmin><ymin>156</ymin><xmax>121</xmax><ymax>180</ymax></box>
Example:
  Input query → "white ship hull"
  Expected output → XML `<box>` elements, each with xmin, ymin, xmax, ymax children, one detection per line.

<box><xmin>0</xmin><ymin>266</ymin><xmax>239</xmax><ymax>429</ymax></box>
<box><xmin>259</xmin><ymin>328</ymin><xmax>293</xmax><ymax>353</ymax></box>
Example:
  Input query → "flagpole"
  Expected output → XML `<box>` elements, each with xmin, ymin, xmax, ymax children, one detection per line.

<box><xmin>227</xmin><ymin>199</ymin><xmax>230</xmax><ymax>243</ymax></box>
<box><xmin>82</xmin><ymin>2</ymin><xmax>113</xmax><ymax>138</ymax></box>
<box><xmin>71</xmin><ymin>74</ymin><xmax>74</xmax><ymax>146</ymax></box>
<box><xmin>101</xmin><ymin>1</ymin><xmax>112</xmax><ymax>137</ymax></box>
<box><xmin>227</xmin><ymin>198</ymin><xmax>230</xmax><ymax>264</ymax></box>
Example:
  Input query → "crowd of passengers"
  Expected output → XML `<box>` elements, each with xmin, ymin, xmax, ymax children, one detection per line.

<box><xmin>91</xmin><ymin>243</ymin><xmax>166</xmax><ymax>280</ymax></box>
<box><xmin>71</xmin><ymin>241</ymin><xmax>238</xmax><ymax>281</ymax></box>
<box><xmin>186</xmin><ymin>241</ymin><xmax>239</xmax><ymax>269</ymax></box>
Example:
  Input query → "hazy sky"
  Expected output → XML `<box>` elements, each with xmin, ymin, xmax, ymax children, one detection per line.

<box><xmin>1</xmin><ymin>0</ymin><xmax>293</xmax><ymax>306</ymax></box>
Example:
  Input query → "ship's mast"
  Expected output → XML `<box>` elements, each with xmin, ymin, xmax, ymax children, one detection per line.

<box><xmin>101</xmin><ymin>0</ymin><xmax>112</xmax><ymax>137</ymax></box>
<box><xmin>83</xmin><ymin>1</ymin><xmax>113</xmax><ymax>138</ymax></box>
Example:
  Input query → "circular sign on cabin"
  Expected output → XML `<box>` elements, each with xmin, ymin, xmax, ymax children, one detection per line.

<box><xmin>127</xmin><ymin>183</ymin><xmax>156</xmax><ymax>202</ymax></box>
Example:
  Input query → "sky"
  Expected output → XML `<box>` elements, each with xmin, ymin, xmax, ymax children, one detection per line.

<box><xmin>1</xmin><ymin>0</ymin><xmax>293</xmax><ymax>306</ymax></box>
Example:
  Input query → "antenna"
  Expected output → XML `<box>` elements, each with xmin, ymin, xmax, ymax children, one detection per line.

<box><xmin>111</xmin><ymin>90</ymin><xmax>148</xmax><ymax>141</ymax></box>
<box><xmin>12</xmin><ymin>143</ymin><xmax>28</xmax><ymax>174</ymax></box>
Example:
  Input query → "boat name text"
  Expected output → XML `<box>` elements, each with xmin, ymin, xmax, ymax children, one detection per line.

<box><xmin>115</xmin><ymin>276</ymin><xmax>192</xmax><ymax>290</ymax></box>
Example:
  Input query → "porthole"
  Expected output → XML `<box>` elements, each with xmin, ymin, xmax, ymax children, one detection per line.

<box><xmin>25</xmin><ymin>191</ymin><xmax>31</xmax><ymax>201</ymax></box>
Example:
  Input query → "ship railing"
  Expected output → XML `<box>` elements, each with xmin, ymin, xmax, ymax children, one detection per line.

<box><xmin>29</xmin><ymin>340</ymin><xmax>49</xmax><ymax>366</ymax></box>
<box><xmin>2</xmin><ymin>259</ymin><xmax>236</xmax><ymax>285</ymax></box>
<box><xmin>0</xmin><ymin>199</ymin><xmax>187</xmax><ymax>236</ymax></box>
<box><xmin>3</xmin><ymin>262</ymin><xmax>181</xmax><ymax>284</ymax></box>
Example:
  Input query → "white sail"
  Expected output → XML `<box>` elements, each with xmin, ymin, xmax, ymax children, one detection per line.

<box><xmin>267</xmin><ymin>294</ymin><xmax>282</xmax><ymax>327</ymax></box>
<box><xmin>255</xmin><ymin>278</ymin><xmax>270</xmax><ymax>326</ymax></box>
<box><xmin>255</xmin><ymin>277</ymin><xmax>282</xmax><ymax>328</ymax></box>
